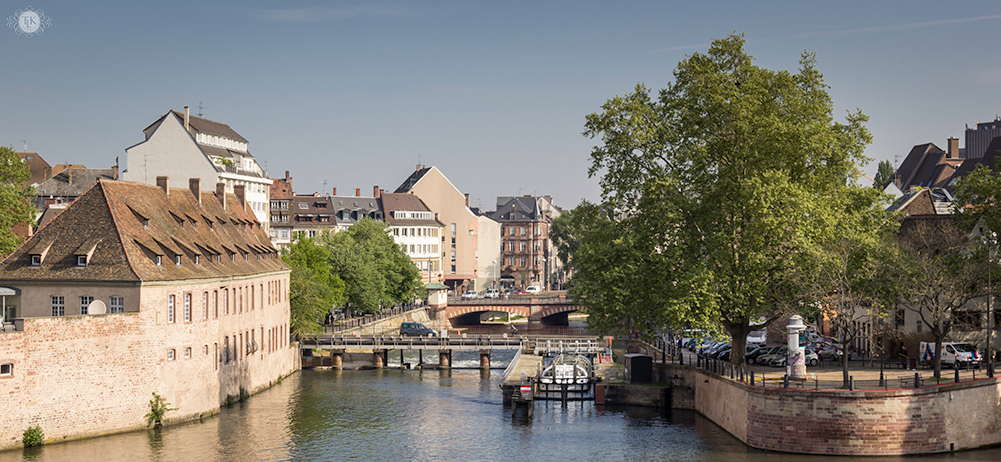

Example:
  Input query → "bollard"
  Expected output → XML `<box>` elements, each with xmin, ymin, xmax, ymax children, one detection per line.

<box><xmin>783</xmin><ymin>375</ymin><xmax>789</xmax><ymax>388</ymax></box>
<box><xmin>849</xmin><ymin>376</ymin><xmax>854</xmax><ymax>391</ymax></box>
<box><xmin>750</xmin><ymin>371</ymin><xmax>755</xmax><ymax>386</ymax></box>
<box><xmin>679</xmin><ymin>352</ymin><xmax>683</xmax><ymax>366</ymax></box>
<box><xmin>914</xmin><ymin>372</ymin><xmax>920</xmax><ymax>388</ymax></box>
<box><xmin>955</xmin><ymin>365</ymin><xmax>960</xmax><ymax>383</ymax></box>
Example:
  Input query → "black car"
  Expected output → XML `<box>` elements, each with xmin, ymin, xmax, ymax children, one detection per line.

<box><xmin>399</xmin><ymin>322</ymin><xmax>436</xmax><ymax>337</ymax></box>
<box><xmin>745</xmin><ymin>345</ymin><xmax>779</xmax><ymax>365</ymax></box>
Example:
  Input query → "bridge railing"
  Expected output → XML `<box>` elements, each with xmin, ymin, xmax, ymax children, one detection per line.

<box><xmin>532</xmin><ymin>338</ymin><xmax>603</xmax><ymax>355</ymax></box>
<box><xmin>302</xmin><ymin>334</ymin><xmax>527</xmax><ymax>350</ymax></box>
<box><xmin>458</xmin><ymin>325</ymin><xmax>592</xmax><ymax>336</ymax></box>
<box><xmin>325</xmin><ymin>305</ymin><xmax>428</xmax><ymax>334</ymax></box>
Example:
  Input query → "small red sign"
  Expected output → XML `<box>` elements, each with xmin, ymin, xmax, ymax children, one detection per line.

<box><xmin>520</xmin><ymin>385</ymin><xmax>531</xmax><ymax>393</ymax></box>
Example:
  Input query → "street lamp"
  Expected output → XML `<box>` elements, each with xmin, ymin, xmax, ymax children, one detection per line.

<box><xmin>492</xmin><ymin>259</ymin><xmax>497</xmax><ymax>288</ymax></box>
<box><xmin>985</xmin><ymin>231</ymin><xmax>997</xmax><ymax>377</ymax></box>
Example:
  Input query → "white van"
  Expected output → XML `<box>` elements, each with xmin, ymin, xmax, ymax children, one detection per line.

<box><xmin>746</xmin><ymin>329</ymin><xmax>767</xmax><ymax>347</ymax></box>
<box><xmin>919</xmin><ymin>341</ymin><xmax>980</xmax><ymax>368</ymax></box>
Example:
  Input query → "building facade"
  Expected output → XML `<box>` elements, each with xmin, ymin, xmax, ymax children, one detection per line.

<box><xmin>380</xmin><ymin>193</ymin><xmax>444</xmax><ymax>284</ymax></box>
<box><xmin>123</xmin><ymin>107</ymin><xmax>272</xmax><ymax>229</ymax></box>
<box><xmin>0</xmin><ymin>177</ymin><xmax>297</xmax><ymax>449</ymax></box>
<box><xmin>394</xmin><ymin>166</ymin><xmax>479</xmax><ymax>292</ymax></box>
<box><xmin>269</xmin><ymin>171</ymin><xmax>294</xmax><ymax>249</ymax></box>
<box><xmin>489</xmin><ymin>195</ymin><xmax>562</xmax><ymax>289</ymax></box>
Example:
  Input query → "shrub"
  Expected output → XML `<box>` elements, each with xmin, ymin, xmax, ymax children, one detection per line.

<box><xmin>23</xmin><ymin>425</ymin><xmax>43</xmax><ymax>447</ymax></box>
<box><xmin>144</xmin><ymin>392</ymin><xmax>177</xmax><ymax>428</ymax></box>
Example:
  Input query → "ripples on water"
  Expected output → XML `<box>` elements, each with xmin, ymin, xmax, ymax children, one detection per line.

<box><xmin>7</xmin><ymin>353</ymin><xmax>1001</xmax><ymax>462</ymax></box>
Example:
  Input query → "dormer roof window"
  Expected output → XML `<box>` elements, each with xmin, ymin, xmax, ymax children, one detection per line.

<box><xmin>76</xmin><ymin>255</ymin><xmax>87</xmax><ymax>267</ymax></box>
<box><xmin>30</xmin><ymin>254</ymin><xmax>41</xmax><ymax>266</ymax></box>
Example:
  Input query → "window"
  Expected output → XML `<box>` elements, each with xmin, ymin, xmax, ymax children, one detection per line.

<box><xmin>167</xmin><ymin>349</ymin><xmax>176</xmax><ymax>361</ymax></box>
<box><xmin>30</xmin><ymin>255</ymin><xmax>40</xmax><ymax>266</ymax></box>
<box><xmin>535</xmin><ymin>226</ymin><xmax>541</xmax><ymax>236</ymax></box>
<box><xmin>110</xmin><ymin>296</ymin><xmax>124</xmax><ymax>313</ymax></box>
<box><xmin>0</xmin><ymin>363</ymin><xmax>11</xmax><ymax>377</ymax></box>
<box><xmin>203</xmin><ymin>345</ymin><xmax>208</xmax><ymax>355</ymax></box>
<box><xmin>213</xmin><ymin>291</ymin><xmax>219</xmax><ymax>318</ymax></box>
<box><xmin>451</xmin><ymin>223</ymin><xmax>456</xmax><ymax>235</ymax></box>
<box><xmin>156</xmin><ymin>255</ymin><xmax>162</xmax><ymax>267</ymax></box>
<box><xmin>520</xmin><ymin>242</ymin><xmax>527</xmax><ymax>252</ymax></box>
<box><xmin>916</xmin><ymin>319</ymin><xmax>922</xmax><ymax>334</ymax></box>
<box><xmin>175</xmin><ymin>255</ymin><xmax>182</xmax><ymax>266</ymax></box>
<box><xmin>76</xmin><ymin>255</ymin><xmax>87</xmax><ymax>267</ymax></box>
<box><xmin>80</xmin><ymin>296</ymin><xmax>93</xmax><ymax>315</ymax></box>
<box><xmin>223</xmin><ymin>289</ymin><xmax>229</xmax><ymax>315</ymax></box>
<box><xmin>520</xmin><ymin>257</ymin><xmax>526</xmax><ymax>267</ymax></box>
<box><xmin>520</xmin><ymin>227</ymin><xmax>526</xmax><ymax>236</ymax></box>
<box><xmin>194</xmin><ymin>255</ymin><xmax>200</xmax><ymax>266</ymax></box>
<box><xmin>168</xmin><ymin>295</ymin><xmax>175</xmax><ymax>323</ymax></box>
<box><xmin>203</xmin><ymin>292</ymin><xmax>209</xmax><ymax>320</ymax></box>
<box><xmin>184</xmin><ymin>294</ymin><xmax>192</xmax><ymax>322</ymax></box>
<box><xmin>184</xmin><ymin>347</ymin><xmax>192</xmax><ymax>359</ymax></box>
<box><xmin>51</xmin><ymin>296</ymin><xmax>64</xmax><ymax>316</ymax></box>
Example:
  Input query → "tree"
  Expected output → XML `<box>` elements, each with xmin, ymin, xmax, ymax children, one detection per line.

<box><xmin>582</xmin><ymin>34</ymin><xmax>873</xmax><ymax>366</ymax></box>
<box><xmin>0</xmin><ymin>146</ymin><xmax>35</xmax><ymax>258</ymax></box>
<box><xmin>873</xmin><ymin>160</ymin><xmax>895</xmax><ymax>190</ymax></box>
<box><xmin>809</xmin><ymin>186</ymin><xmax>899</xmax><ymax>386</ymax></box>
<box><xmin>320</xmin><ymin>218</ymin><xmax>424</xmax><ymax>314</ymax></box>
<box><xmin>283</xmin><ymin>237</ymin><xmax>345</xmax><ymax>337</ymax></box>
<box><xmin>895</xmin><ymin>216</ymin><xmax>983</xmax><ymax>379</ymax></box>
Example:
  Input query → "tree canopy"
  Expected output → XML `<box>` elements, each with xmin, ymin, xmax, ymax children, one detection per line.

<box><xmin>0</xmin><ymin>146</ymin><xmax>35</xmax><ymax>258</ymax></box>
<box><xmin>873</xmin><ymin>160</ymin><xmax>895</xmax><ymax>190</ymax></box>
<box><xmin>283</xmin><ymin>237</ymin><xmax>345</xmax><ymax>336</ymax></box>
<box><xmin>319</xmin><ymin>218</ymin><xmax>425</xmax><ymax>314</ymax></box>
<box><xmin>578</xmin><ymin>34</ymin><xmax>874</xmax><ymax>364</ymax></box>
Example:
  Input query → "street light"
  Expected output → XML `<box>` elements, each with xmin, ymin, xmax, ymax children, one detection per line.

<box><xmin>492</xmin><ymin>259</ymin><xmax>497</xmax><ymax>288</ymax></box>
<box><xmin>985</xmin><ymin>231</ymin><xmax>997</xmax><ymax>377</ymax></box>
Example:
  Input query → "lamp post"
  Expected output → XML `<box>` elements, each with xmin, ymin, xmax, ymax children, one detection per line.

<box><xmin>492</xmin><ymin>259</ymin><xmax>497</xmax><ymax>288</ymax></box>
<box><xmin>985</xmin><ymin>232</ymin><xmax>997</xmax><ymax>377</ymax></box>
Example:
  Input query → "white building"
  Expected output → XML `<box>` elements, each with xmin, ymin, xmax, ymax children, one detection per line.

<box><xmin>124</xmin><ymin>107</ymin><xmax>272</xmax><ymax>228</ymax></box>
<box><xmin>380</xmin><ymin>192</ymin><xmax>444</xmax><ymax>284</ymax></box>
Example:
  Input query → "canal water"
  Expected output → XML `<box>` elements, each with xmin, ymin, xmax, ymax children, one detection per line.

<box><xmin>5</xmin><ymin>350</ymin><xmax>1001</xmax><ymax>461</ymax></box>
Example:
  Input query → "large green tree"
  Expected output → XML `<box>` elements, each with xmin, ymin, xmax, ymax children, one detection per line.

<box><xmin>283</xmin><ymin>237</ymin><xmax>345</xmax><ymax>337</ymax></box>
<box><xmin>320</xmin><ymin>218</ymin><xmax>424</xmax><ymax>314</ymax></box>
<box><xmin>0</xmin><ymin>146</ymin><xmax>35</xmax><ymax>257</ymax></box>
<box><xmin>581</xmin><ymin>34</ymin><xmax>872</xmax><ymax>365</ymax></box>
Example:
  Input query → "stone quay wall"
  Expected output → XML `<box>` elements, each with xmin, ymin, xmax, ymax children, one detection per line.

<box><xmin>651</xmin><ymin>361</ymin><xmax>1001</xmax><ymax>455</ymax></box>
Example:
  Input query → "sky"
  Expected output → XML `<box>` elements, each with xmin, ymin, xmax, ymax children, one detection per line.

<box><xmin>3</xmin><ymin>1</ymin><xmax>1001</xmax><ymax>211</ymax></box>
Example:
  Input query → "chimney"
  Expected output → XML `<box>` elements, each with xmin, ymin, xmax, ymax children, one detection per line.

<box><xmin>285</xmin><ymin>170</ymin><xmax>290</xmax><ymax>182</ymax></box>
<box><xmin>234</xmin><ymin>184</ymin><xmax>246</xmax><ymax>211</ymax></box>
<box><xmin>68</xmin><ymin>168</ymin><xmax>74</xmax><ymax>185</ymax></box>
<box><xmin>373</xmin><ymin>185</ymin><xmax>380</xmax><ymax>198</ymax></box>
<box><xmin>416</xmin><ymin>164</ymin><xmax>421</xmax><ymax>171</ymax></box>
<box><xmin>948</xmin><ymin>137</ymin><xmax>959</xmax><ymax>159</ymax></box>
<box><xmin>216</xmin><ymin>182</ymin><xmax>227</xmax><ymax>211</ymax></box>
<box><xmin>156</xmin><ymin>176</ymin><xmax>169</xmax><ymax>196</ymax></box>
<box><xmin>332</xmin><ymin>187</ymin><xmax>337</xmax><ymax>196</ymax></box>
<box><xmin>112</xmin><ymin>165</ymin><xmax>119</xmax><ymax>180</ymax></box>
<box><xmin>465</xmin><ymin>193</ymin><xmax>470</xmax><ymax>208</ymax></box>
<box><xmin>189</xmin><ymin>178</ymin><xmax>201</xmax><ymax>205</ymax></box>
<box><xmin>356</xmin><ymin>188</ymin><xmax>361</xmax><ymax>197</ymax></box>
<box><xmin>184</xmin><ymin>106</ymin><xmax>190</xmax><ymax>132</ymax></box>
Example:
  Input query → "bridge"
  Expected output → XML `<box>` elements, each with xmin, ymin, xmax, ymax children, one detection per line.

<box><xmin>300</xmin><ymin>333</ymin><xmax>602</xmax><ymax>370</ymax></box>
<box><xmin>441</xmin><ymin>295</ymin><xmax>585</xmax><ymax>327</ymax></box>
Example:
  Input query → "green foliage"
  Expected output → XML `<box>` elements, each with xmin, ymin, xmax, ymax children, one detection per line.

<box><xmin>873</xmin><ymin>160</ymin><xmax>895</xmax><ymax>190</ymax></box>
<box><xmin>320</xmin><ymin>218</ymin><xmax>424</xmax><ymax>314</ymax></box>
<box><xmin>0</xmin><ymin>146</ymin><xmax>36</xmax><ymax>258</ymax></box>
<box><xmin>953</xmin><ymin>164</ymin><xmax>1001</xmax><ymax>234</ymax></box>
<box><xmin>579</xmin><ymin>34</ymin><xmax>873</xmax><ymax>363</ymax></box>
<box><xmin>145</xmin><ymin>392</ymin><xmax>177</xmax><ymax>427</ymax></box>
<box><xmin>22</xmin><ymin>424</ymin><xmax>43</xmax><ymax>447</ymax></box>
<box><xmin>283</xmin><ymin>237</ymin><xmax>345</xmax><ymax>336</ymax></box>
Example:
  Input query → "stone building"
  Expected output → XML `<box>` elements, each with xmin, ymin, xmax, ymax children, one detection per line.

<box><xmin>489</xmin><ymin>195</ymin><xmax>562</xmax><ymax>289</ymax></box>
<box><xmin>269</xmin><ymin>171</ymin><xmax>294</xmax><ymax>249</ymax></box>
<box><xmin>0</xmin><ymin>177</ymin><xmax>297</xmax><ymax>449</ymax></box>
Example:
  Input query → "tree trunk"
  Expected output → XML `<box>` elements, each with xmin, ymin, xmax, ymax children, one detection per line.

<box><xmin>724</xmin><ymin>321</ymin><xmax>754</xmax><ymax>368</ymax></box>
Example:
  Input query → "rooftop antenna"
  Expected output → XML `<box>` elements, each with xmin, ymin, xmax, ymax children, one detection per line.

<box><xmin>197</xmin><ymin>101</ymin><xmax>206</xmax><ymax>117</ymax></box>
<box><xmin>893</xmin><ymin>153</ymin><xmax>901</xmax><ymax>187</ymax></box>
<box><xmin>319</xmin><ymin>179</ymin><xmax>327</xmax><ymax>195</ymax></box>
<box><xmin>21</xmin><ymin>140</ymin><xmax>27</xmax><ymax>151</ymax></box>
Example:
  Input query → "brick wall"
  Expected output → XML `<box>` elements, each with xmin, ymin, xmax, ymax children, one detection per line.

<box><xmin>0</xmin><ymin>272</ymin><xmax>299</xmax><ymax>450</ymax></box>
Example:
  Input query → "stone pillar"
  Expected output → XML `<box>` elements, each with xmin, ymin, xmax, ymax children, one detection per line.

<box><xmin>373</xmin><ymin>349</ymin><xmax>385</xmax><ymax>369</ymax></box>
<box><xmin>439</xmin><ymin>349</ymin><xmax>451</xmax><ymax>369</ymax></box>
<box><xmin>479</xmin><ymin>349</ymin><xmax>491</xmax><ymax>369</ymax></box>
<box><xmin>331</xmin><ymin>349</ymin><xmax>344</xmax><ymax>370</ymax></box>
<box><xmin>786</xmin><ymin>315</ymin><xmax>807</xmax><ymax>381</ymax></box>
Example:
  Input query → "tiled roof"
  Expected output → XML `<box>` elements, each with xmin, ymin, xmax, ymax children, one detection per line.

<box><xmin>0</xmin><ymin>179</ymin><xmax>286</xmax><ymax>283</ymax></box>
<box><xmin>379</xmin><ymin>193</ymin><xmax>442</xmax><ymax>226</ymax></box>
<box><xmin>490</xmin><ymin>196</ymin><xmax>541</xmax><ymax>221</ymax></box>
<box><xmin>35</xmin><ymin>168</ymin><xmax>116</xmax><ymax>199</ymax></box>
<box><xmin>394</xmin><ymin>167</ymin><xmax>430</xmax><ymax>193</ymax></box>
<box><xmin>169</xmin><ymin>110</ymin><xmax>248</xmax><ymax>143</ymax></box>
<box><xmin>270</xmin><ymin>175</ymin><xmax>293</xmax><ymax>200</ymax></box>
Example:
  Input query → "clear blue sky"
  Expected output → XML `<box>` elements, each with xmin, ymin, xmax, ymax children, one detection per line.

<box><xmin>4</xmin><ymin>1</ymin><xmax>1001</xmax><ymax>210</ymax></box>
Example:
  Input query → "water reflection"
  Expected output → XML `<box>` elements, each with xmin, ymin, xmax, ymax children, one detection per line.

<box><xmin>4</xmin><ymin>370</ymin><xmax>1001</xmax><ymax>461</ymax></box>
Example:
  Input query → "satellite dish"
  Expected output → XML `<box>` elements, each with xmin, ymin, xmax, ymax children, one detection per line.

<box><xmin>88</xmin><ymin>300</ymin><xmax>107</xmax><ymax>315</ymax></box>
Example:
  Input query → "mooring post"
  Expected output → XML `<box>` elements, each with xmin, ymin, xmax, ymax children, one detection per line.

<box><xmin>373</xmin><ymin>349</ymin><xmax>385</xmax><ymax>369</ymax></box>
<box><xmin>331</xmin><ymin>349</ymin><xmax>344</xmax><ymax>370</ymax></box>
<box><xmin>439</xmin><ymin>349</ymin><xmax>451</xmax><ymax>369</ymax></box>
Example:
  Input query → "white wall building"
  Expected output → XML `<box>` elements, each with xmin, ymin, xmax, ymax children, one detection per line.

<box><xmin>381</xmin><ymin>193</ymin><xmax>444</xmax><ymax>284</ymax></box>
<box><xmin>124</xmin><ymin>107</ymin><xmax>272</xmax><ymax>228</ymax></box>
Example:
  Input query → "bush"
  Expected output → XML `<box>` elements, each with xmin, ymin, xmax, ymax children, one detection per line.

<box><xmin>23</xmin><ymin>425</ymin><xmax>43</xmax><ymax>447</ymax></box>
<box><xmin>144</xmin><ymin>392</ymin><xmax>177</xmax><ymax>428</ymax></box>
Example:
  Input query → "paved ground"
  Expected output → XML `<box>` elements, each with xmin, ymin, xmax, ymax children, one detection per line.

<box><xmin>663</xmin><ymin>345</ymin><xmax>997</xmax><ymax>391</ymax></box>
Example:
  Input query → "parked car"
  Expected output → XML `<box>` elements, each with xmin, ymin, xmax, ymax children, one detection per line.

<box><xmin>484</xmin><ymin>289</ymin><xmax>500</xmax><ymax>299</ymax></box>
<box><xmin>745</xmin><ymin>345</ymin><xmax>779</xmax><ymax>365</ymax></box>
<box><xmin>400</xmin><ymin>322</ymin><xmax>436</xmax><ymax>337</ymax></box>
<box><xmin>514</xmin><ymin>289</ymin><xmax>527</xmax><ymax>295</ymax></box>
<box><xmin>817</xmin><ymin>343</ymin><xmax>845</xmax><ymax>361</ymax></box>
<box><xmin>746</xmin><ymin>329</ymin><xmax>768</xmax><ymax>347</ymax></box>
<box><xmin>720</xmin><ymin>346</ymin><xmax>756</xmax><ymax>362</ymax></box>
<box><xmin>920</xmin><ymin>341</ymin><xmax>980</xmax><ymax>368</ymax></box>
<box><xmin>461</xmin><ymin>290</ymin><xmax>478</xmax><ymax>300</ymax></box>
<box><xmin>502</xmin><ymin>289</ymin><xmax>513</xmax><ymax>295</ymax></box>
<box><xmin>756</xmin><ymin>346</ymin><xmax>788</xmax><ymax>366</ymax></box>
<box><xmin>766</xmin><ymin>346</ymin><xmax>819</xmax><ymax>367</ymax></box>
<box><xmin>526</xmin><ymin>285</ymin><xmax>541</xmax><ymax>293</ymax></box>
<box><xmin>707</xmin><ymin>342</ymin><xmax>731</xmax><ymax>358</ymax></box>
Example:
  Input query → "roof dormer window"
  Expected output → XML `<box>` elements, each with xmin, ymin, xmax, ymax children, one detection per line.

<box><xmin>30</xmin><ymin>254</ymin><xmax>41</xmax><ymax>266</ymax></box>
<box><xmin>175</xmin><ymin>255</ymin><xmax>182</xmax><ymax>266</ymax></box>
<box><xmin>76</xmin><ymin>255</ymin><xmax>87</xmax><ymax>267</ymax></box>
<box><xmin>156</xmin><ymin>255</ymin><xmax>162</xmax><ymax>267</ymax></box>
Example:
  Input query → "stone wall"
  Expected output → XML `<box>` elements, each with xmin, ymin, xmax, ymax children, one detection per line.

<box><xmin>0</xmin><ymin>273</ymin><xmax>299</xmax><ymax>450</ymax></box>
<box><xmin>650</xmin><ymin>361</ymin><xmax>1001</xmax><ymax>455</ymax></box>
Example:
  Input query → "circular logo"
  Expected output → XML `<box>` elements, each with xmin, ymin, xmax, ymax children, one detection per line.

<box><xmin>18</xmin><ymin>10</ymin><xmax>39</xmax><ymax>34</ymax></box>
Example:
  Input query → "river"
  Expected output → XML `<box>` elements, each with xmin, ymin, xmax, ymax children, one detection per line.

<box><xmin>4</xmin><ymin>350</ymin><xmax>1001</xmax><ymax>461</ymax></box>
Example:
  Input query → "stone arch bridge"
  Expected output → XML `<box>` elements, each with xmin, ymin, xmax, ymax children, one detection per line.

<box><xmin>437</xmin><ymin>296</ymin><xmax>584</xmax><ymax>327</ymax></box>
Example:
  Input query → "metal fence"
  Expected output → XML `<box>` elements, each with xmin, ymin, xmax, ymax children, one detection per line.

<box><xmin>651</xmin><ymin>339</ymin><xmax>1001</xmax><ymax>391</ymax></box>
<box><xmin>324</xmin><ymin>304</ymin><xmax>426</xmax><ymax>334</ymax></box>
